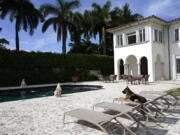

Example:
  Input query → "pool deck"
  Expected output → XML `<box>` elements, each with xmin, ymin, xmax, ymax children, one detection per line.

<box><xmin>0</xmin><ymin>80</ymin><xmax>180</xmax><ymax>135</ymax></box>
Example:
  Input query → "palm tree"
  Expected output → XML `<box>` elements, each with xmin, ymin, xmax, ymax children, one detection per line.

<box><xmin>0</xmin><ymin>27</ymin><xmax>9</xmax><ymax>49</ymax></box>
<box><xmin>0</xmin><ymin>0</ymin><xmax>43</xmax><ymax>51</ymax></box>
<box><xmin>91</xmin><ymin>1</ymin><xmax>112</xmax><ymax>55</ymax></box>
<box><xmin>69</xmin><ymin>12</ymin><xmax>83</xmax><ymax>46</ymax></box>
<box><xmin>82</xmin><ymin>10</ymin><xmax>95</xmax><ymax>41</ymax></box>
<box><xmin>121</xmin><ymin>3</ymin><xmax>143</xmax><ymax>23</ymax></box>
<box><xmin>110</xmin><ymin>7</ymin><xmax>123</xmax><ymax>27</ymax></box>
<box><xmin>40</xmin><ymin>0</ymin><xmax>80</xmax><ymax>54</ymax></box>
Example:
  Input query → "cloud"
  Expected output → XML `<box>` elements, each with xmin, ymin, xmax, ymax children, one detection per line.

<box><xmin>7</xmin><ymin>32</ymin><xmax>58</xmax><ymax>52</ymax></box>
<box><xmin>111</xmin><ymin>0</ymin><xmax>124</xmax><ymax>9</ymax></box>
<box><xmin>30</xmin><ymin>33</ymin><xmax>57</xmax><ymax>50</ymax></box>
<box><xmin>144</xmin><ymin>0</ymin><xmax>180</xmax><ymax>18</ymax></box>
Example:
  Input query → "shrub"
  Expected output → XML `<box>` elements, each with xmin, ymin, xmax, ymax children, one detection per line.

<box><xmin>0</xmin><ymin>49</ymin><xmax>114</xmax><ymax>87</ymax></box>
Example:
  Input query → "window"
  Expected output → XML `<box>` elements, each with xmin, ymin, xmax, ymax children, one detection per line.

<box><xmin>139</xmin><ymin>28</ymin><xmax>145</xmax><ymax>42</ymax></box>
<box><xmin>176</xmin><ymin>59</ymin><xmax>180</xmax><ymax>74</ymax></box>
<box><xmin>159</xmin><ymin>31</ymin><xmax>163</xmax><ymax>43</ymax></box>
<box><xmin>127</xmin><ymin>32</ymin><xmax>136</xmax><ymax>44</ymax></box>
<box><xmin>154</xmin><ymin>29</ymin><xmax>163</xmax><ymax>43</ymax></box>
<box><xmin>175</xmin><ymin>29</ymin><xmax>179</xmax><ymax>41</ymax></box>
<box><xmin>116</xmin><ymin>34</ymin><xmax>123</xmax><ymax>47</ymax></box>
<box><xmin>154</xmin><ymin>29</ymin><xmax>158</xmax><ymax>42</ymax></box>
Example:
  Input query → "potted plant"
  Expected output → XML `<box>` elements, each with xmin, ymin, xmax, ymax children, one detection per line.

<box><xmin>71</xmin><ymin>68</ymin><xmax>79</xmax><ymax>82</ymax></box>
<box><xmin>71</xmin><ymin>75</ymin><xmax>79</xmax><ymax>82</ymax></box>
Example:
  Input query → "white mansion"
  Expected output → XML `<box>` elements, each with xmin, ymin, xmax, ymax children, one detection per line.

<box><xmin>107</xmin><ymin>15</ymin><xmax>180</xmax><ymax>82</ymax></box>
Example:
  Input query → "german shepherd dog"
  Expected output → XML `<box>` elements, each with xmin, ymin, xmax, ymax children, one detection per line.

<box><xmin>122</xmin><ymin>86</ymin><xmax>148</xmax><ymax>116</ymax></box>
<box><xmin>122</xmin><ymin>86</ymin><xmax>147</xmax><ymax>103</ymax></box>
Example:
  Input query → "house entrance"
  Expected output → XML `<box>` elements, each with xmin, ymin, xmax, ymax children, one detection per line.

<box><xmin>140</xmin><ymin>57</ymin><xmax>148</xmax><ymax>75</ymax></box>
<box><xmin>119</xmin><ymin>59</ymin><xmax>124</xmax><ymax>75</ymax></box>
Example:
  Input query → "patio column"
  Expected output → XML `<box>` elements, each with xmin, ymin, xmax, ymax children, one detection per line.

<box><xmin>137</xmin><ymin>63</ymin><xmax>141</xmax><ymax>75</ymax></box>
<box><xmin>136</xmin><ymin>30</ymin><xmax>139</xmax><ymax>43</ymax></box>
<box><xmin>124</xmin><ymin>64</ymin><xmax>128</xmax><ymax>75</ymax></box>
<box><xmin>122</xmin><ymin>33</ymin><xmax>126</xmax><ymax>46</ymax></box>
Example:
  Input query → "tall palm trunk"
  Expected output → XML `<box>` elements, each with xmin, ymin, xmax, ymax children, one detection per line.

<box><xmin>102</xmin><ymin>27</ymin><xmax>106</xmax><ymax>55</ymax></box>
<box><xmin>62</xmin><ymin>25</ymin><xmax>67</xmax><ymax>54</ymax></box>
<box><xmin>15</xmin><ymin>21</ymin><xmax>20</xmax><ymax>51</ymax></box>
<box><xmin>99</xmin><ymin>33</ymin><xmax>102</xmax><ymax>45</ymax></box>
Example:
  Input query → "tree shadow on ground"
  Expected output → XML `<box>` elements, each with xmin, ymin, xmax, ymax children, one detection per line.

<box><xmin>103</xmin><ymin>110</ymin><xmax>179</xmax><ymax>125</ymax></box>
<box><xmin>165</xmin><ymin>108</ymin><xmax>180</xmax><ymax>114</ymax></box>
<box><xmin>77</xmin><ymin>120</ymin><xmax>168</xmax><ymax>135</ymax></box>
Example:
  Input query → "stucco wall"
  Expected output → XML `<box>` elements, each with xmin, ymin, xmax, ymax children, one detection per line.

<box><xmin>169</xmin><ymin>23</ymin><xmax>180</xmax><ymax>80</ymax></box>
<box><xmin>113</xmin><ymin>25</ymin><xmax>155</xmax><ymax>81</ymax></box>
<box><xmin>113</xmin><ymin>21</ymin><xmax>180</xmax><ymax>82</ymax></box>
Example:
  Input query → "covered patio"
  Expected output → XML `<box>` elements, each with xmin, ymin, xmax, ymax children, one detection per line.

<box><xmin>117</xmin><ymin>55</ymin><xmax>148</xmax><ymax>79</ymax></box>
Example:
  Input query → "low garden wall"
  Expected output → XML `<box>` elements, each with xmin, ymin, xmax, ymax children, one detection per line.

<box><xmin>0</xmin><ymin>49</ymin><xmax>114</xmax><ymax>87</ymax></box>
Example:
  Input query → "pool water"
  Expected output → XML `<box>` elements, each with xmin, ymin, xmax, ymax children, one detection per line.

<box><xmin>0</xmin><ymin>87</ymin><xmax>99</xmax><ymax>103</ymax></box>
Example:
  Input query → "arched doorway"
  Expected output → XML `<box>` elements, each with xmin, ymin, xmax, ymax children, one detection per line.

<box><xmin>140</xmin><ymin>57</ymin><xmax>148</xmax><ymax>75</ymax></box>
<box><xmin>119</xmin><ymin>59</ymin><xmax>124</xmax><ymax>75</ymax></box>
<box><xmin>126</xmin><ymin>55</ymin><xmax>138</xmax><ymax>76</ymax></box>
<box><xmin>155</xmin><ymin>55</ymin><xmax>164</xmax><ymax>80</ymax></box>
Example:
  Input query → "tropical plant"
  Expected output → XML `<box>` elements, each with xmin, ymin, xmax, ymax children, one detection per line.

<box><xmin>82</xmin><ymin>10</ymin><xmax>96</xmax><ymax>41</ymax></box>
<box><xmin>0</xmin><ymin>27</ymin><xmax>9</xmax><ymax>49</ymax></box>
<box><xmin>40</xmin><ymin>0</ymin><xmax>80</xmax><ymax>54</ymax></box>
<box><xmin>69</xmin><ymin>12</ymin><xmax>83</xmax><ymax>46</ymax></box>
<box><xmin>110</xmin><ymin>7</ymin><xmax>123</xmax><ymax>27</ymax></box>
<box><xmin>91</xmin><ymin>1</ymin><xmax>112</xmax><ymax>55</ymax></box>
<box><xmin>69</xmin><ymin>10</ymin><xmax>96</xmax><ymax>46</ymax></box>
<box><xmin>0</xmin><ymin>0</ymin><xmax>43</xmax><ymax>51</ymax></box>
<box><xmin>121</xmin><ymin>3</ymin><xmax>143</xmax><ymax>23</ymax></box>
<box><xmin>69</xmin><ymin>39</ymin><xmax>100</xmax><ymax>54</ymax></box>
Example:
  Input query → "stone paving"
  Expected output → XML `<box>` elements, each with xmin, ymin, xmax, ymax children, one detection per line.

<box><xmin>0</xmin><ymin>81</ymin><xmax>180</xmax><ymax>135</ymax></box>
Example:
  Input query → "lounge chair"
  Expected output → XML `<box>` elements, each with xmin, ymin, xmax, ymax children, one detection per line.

<box><xmin>140</xmin><ymin>91</ymin><xmax>179</xmax><ymax>109</ymax></box>
<box><xmin>112</xmin><ymin>96</ymin><xmax>166</xmax><ymax>121</ymax></box>
<box><xmin>63</xmin><ymin>108</ymin><xmax>138</xmax><ymax>135</ymax></box>
<box><xmin>93</xmin><ymin>102</ymin><xmax>146</xmax><ymax>126</ymax></box>
<box><xmin>140</xmin><ymin>90</ymin><xmax>179</xmax><ymax>104</ymax></box>
<box><xmin>137</xmin><ymin>93</ymin><xmax>178</xmax><ymax>116</ymax></box>
<box><xmin>93</xmin><ymin>102</ymin><xmax>157</xmax><ymax>126</ymax></box>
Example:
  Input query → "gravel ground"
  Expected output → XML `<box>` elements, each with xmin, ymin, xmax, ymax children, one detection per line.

<box><xmin>0</xmin><ymin>80</ymin><xmax>180</xmax><ymax>135</ymax></box>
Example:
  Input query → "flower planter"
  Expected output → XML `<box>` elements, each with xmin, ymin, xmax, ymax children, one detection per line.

<box><xmin>72</xmin><ymin>76</ymin><xmax>79</xmax><ymax>82</ymax></box>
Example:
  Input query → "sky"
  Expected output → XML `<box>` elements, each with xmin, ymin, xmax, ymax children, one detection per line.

<box><xmin>0</xmin><ymin>0</ymin><xmax>180</xmax><ymax>53</ymax></box>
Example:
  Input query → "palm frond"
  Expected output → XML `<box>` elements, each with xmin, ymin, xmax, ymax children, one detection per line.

<box><xmin>66</xmin><ymin>0</ymin><xmax>80</xmax><ymax>10</ymax></box>
<box><xmin>40</xmin><ymin>4</ymin><xmax>59</xmax><ymax>17</ymax></box>
<box><xmin>92</xmin><ymin>3</ymin><xmax>101</xmax><ymax>12</ymax></box>
<box><xmin>103</xmin><ymin>1</ymin><xmax>111</xmax><ymax>12</ymax></box>
<box><xmin>56</xmin><ymin>0</ymin><xmax>64</xmax><ymax>9</ymax></box>
<box><xmin>0</xmin><ymin>38</ymin><xmax>9</xmax><ymax>45</ymax></box>
<box><xmin>42</xmin><ymin>17</ymin><xmax>58</xmax><ymax>33</ymax></box>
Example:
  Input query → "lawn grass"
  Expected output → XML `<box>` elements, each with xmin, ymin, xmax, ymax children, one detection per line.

<box><xmin>167</xmin><ymin>88</ymin><xmax>180</xmax><ymax>96</ymax></box>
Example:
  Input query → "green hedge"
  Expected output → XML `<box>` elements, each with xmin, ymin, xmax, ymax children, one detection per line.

<box><xmin>0</xmin><ymin>49</ymin><xmax>114</xmax><ymax>87</ymax></box>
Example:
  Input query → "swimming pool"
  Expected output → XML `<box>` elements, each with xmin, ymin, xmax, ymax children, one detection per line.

<box><xmin>0</xmin><ymin>84</ymin><xmax>102</xmax><ymax>103</ymax></box>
